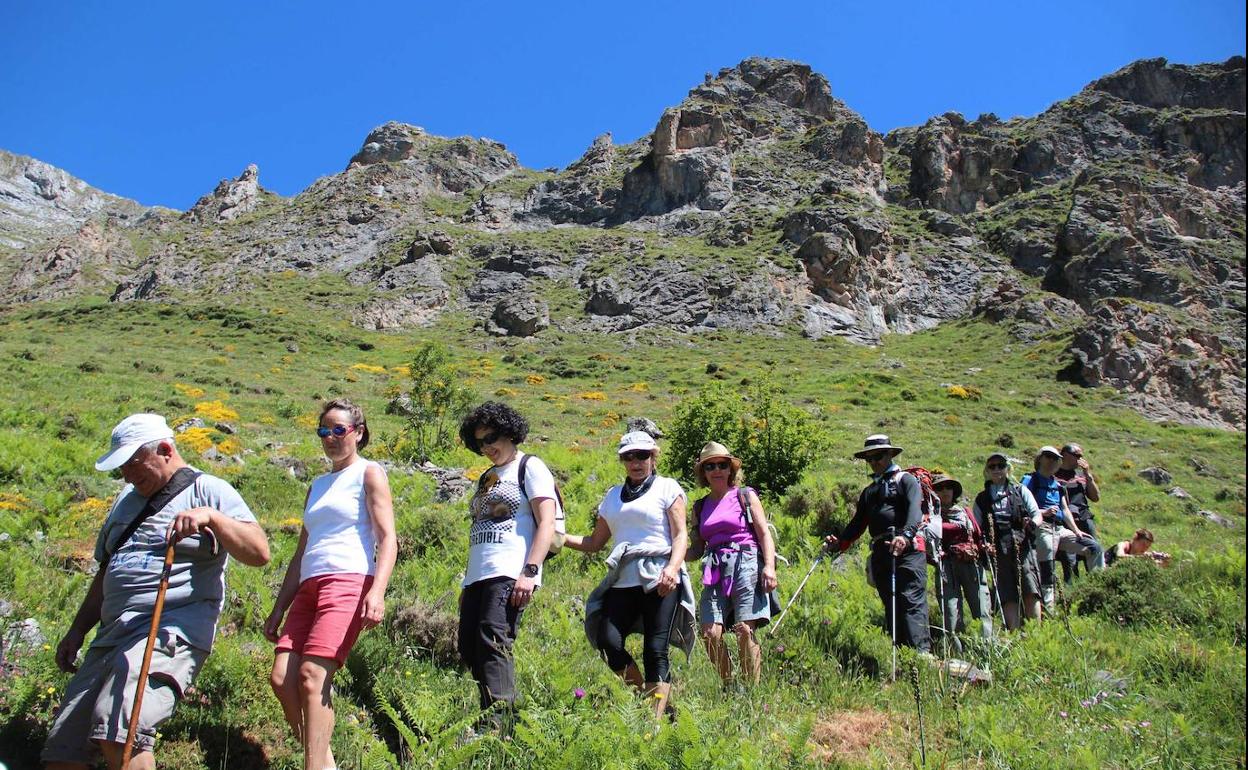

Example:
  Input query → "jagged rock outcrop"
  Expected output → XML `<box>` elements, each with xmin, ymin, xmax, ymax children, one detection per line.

<box><xmin>1070</xmin><ymin>298</ymin><xmax>1245</xmax><ymax>429</ymax></box>
<box><xmin>487</xmin><ymin>295</ymin><xmax>550</xmax><ymax>337</ymax></box>
<box><xmin>347</xmin><ymin>122</ymin><xmax>518</xmax><ymax>192</ymax></box>
<box><xmin>186</xmin><ymin>164</ymin><xmax>264</xmax><ymax>223</ymax></box>
<box><xmin>0</xmin><ymin>150</ymin><xmax>147</xmax><ymax>251</ymax></box>
<box><xmin>4</xmin><ymin>221</ymin><xmax>137</xmax><ymax>302</ymax></box>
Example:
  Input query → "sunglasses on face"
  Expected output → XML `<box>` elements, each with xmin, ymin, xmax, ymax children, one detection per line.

<box><xmin>703</xmin><ymin>461</ymin><xmax>732</xmax><ymax>471</ymax></box>
<box><xmin>987</xmin><ymin>463</ymin><xmax>1007</xmax><ymax>470</ymax></box>
<box><xmin>620</xmin><ymin>451</ymin><xmax>652</xmax><ymax>462</ymax></box>
<box><xmin>862</xmin><ymin>452</ymin><xmax>889</xmax><ymax>462</ymax></box>
<box><xmin>476</xmin><ymin>431</ymin><xmax>502</xmax><ymax>447</ymax></box>
<box><xmin>317</xmin><ymin>425</ymin><xmax>357</xmax><ymax>438</ymax></box>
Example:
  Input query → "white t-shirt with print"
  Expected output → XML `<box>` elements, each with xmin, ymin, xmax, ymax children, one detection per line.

<box><xmin>596</xmin><ymin>475</ymin><xmax>686</xmax><ymax>588</ymax></box>
<box><xmin>463</xmin><ymin>451</ymin><xmax>557</xmax><ymax>587</ymax></box>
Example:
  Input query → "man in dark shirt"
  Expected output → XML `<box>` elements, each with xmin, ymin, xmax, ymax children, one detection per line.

<box><xmin>826</xmin><ymin>435</ymin><xmax>931</xmax><ymax>653</ymax></box>
<box><xmin>1055</xmin><ymin>442</ymin><xmax>1104</xmax><ymax>582</ymax></box>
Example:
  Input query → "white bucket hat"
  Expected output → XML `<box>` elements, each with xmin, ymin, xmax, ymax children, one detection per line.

<box><xmin>617</xmin><ymin>431</ymin><xmax>659</xmax><ymax>455</ymax></box>
<box><xmin>95</xmin><ymin>413</ymin><xmax>174</xmax><ymax>471</ymax></box>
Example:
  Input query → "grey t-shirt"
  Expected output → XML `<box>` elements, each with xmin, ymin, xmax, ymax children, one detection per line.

<box><xmin>91</xmin><ymin>470</ymin><xmax>256</xmax><ymax>652</ymax></box>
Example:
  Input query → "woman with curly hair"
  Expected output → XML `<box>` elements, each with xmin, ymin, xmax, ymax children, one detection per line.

<box><xmin>265</xmin><ymin>398</ymin><xmax>396</xmax><ymax>770</ymax></box>
<box><xmin>456</xmin><ymin>401</ymin><xmax>558</xmax><ymax>734</ymax></box>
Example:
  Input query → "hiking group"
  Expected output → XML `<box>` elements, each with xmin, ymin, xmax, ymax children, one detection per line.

<box><xmin>40</xmin><ymin>402</ymin><xmax>1162</xmax><ymax>770</ymax></box>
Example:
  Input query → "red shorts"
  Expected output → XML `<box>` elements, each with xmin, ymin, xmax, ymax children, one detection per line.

<box><xmin>275</xmin><ymin>573</ymin><xmax>374</xmax><ymax>666</ymax></box>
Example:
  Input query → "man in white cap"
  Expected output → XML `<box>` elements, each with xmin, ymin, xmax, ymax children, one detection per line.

<box><xmin>43</xmin><ymin>414</ymin><xmax>270</xmax><ymax>770</ymax></box>
<box><xmin>825</xmin><ymin>435</ymin><xmax>931</xmax><ymax>653</ymax></box>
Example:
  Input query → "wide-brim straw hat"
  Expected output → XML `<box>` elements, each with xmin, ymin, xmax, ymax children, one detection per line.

<box><xmin>853</xmin><ymin>434</ymin><xmax>904</xmax><ymax>459</ymax></box>
<box><xmin>693</xmin><ymin>441</ymin><xmax>742</xmax><ymax>474</ymax></box>
<box><xmin>931</xmin><ymin>474</ymin><xmax>964</xmax><ymax>500</ymax></box>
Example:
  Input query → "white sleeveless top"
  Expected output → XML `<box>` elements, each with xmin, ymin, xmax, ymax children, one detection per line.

<box><xmin>300</xmin><ymin>457</ymin><xmax>381</xmax><ymax>581</ymax></box>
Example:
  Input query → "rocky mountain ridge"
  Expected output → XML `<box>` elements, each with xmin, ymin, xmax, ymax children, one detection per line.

<box><xmin>0</xmin><ymin>56</ymin><xmax>1243</xmax><ymax>429</ymax></box>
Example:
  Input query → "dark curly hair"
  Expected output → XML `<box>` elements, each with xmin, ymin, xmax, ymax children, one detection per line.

<box><xmin>459</xmin><ymin>401</ymin><xmax>529</xmax><ymax>455</ymax></box>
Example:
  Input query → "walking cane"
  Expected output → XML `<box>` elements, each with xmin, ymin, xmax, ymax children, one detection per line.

<box><xmin>769</xmin><ymin>547</ymin><xmax>839</xmax><ymax>635</ymax></box>
<box><xmin>121</xmin><ymin>531</ymin><xmax>178</xmax><ymax>768</ymax></box>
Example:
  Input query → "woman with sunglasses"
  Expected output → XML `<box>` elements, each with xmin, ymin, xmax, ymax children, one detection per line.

<box><xmin>971</xmin><ymin>452</ymin><xmax>1042</xmax><ymax>630</ymax></box>
<box><xmin>686</xmin><ymin>442</ymin><xmax>777</xmax><ymax>688</ymax></box>
<box><xmin>565</xmin><ymin>430</ymin><xmax>696</xmax><ymax>720</ymax></box>
<box><xmin>456</xmin><ymin>401</ymin><xmax>557</xmax><ymax>735</ymax></box>
<box><xmin>264</xmin><ymin>398</ymin><xmax>396</xmax><ymax>770</ymax></box>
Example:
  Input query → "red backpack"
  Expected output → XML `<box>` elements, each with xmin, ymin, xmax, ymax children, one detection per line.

<box><xmin>894</xmin><ymin>466</ymin><xmax>941</xmax><ymax>565</ymax></box>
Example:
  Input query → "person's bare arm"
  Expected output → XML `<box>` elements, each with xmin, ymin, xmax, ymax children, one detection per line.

<box><xmin>55</xmin><ymin>569</ymin><xmax>105</xmax><ymax>672</ymax></box>
<box><xmin>361</xmin><ymin>464</ymin><xmax>398</xmax><ymax>626</ymax></box>
<box><xmin>747</xmin><ymin>490</ymin><xmax>778</xmax><ymax>592</ymax></box>
<box><xmin>264</xmin><ymin>526</ymin><xmax>309</xmax><ymax>642</ymax></box>
<box><xmin>657</xmin><ymin>496</ymin><xmax>688</xmax><ymax>596</ymax></box>
<box><xmin>563</xmin><ymin>515</ymin><xmax>612</xmax><ymax>553</ymax></box>
<box><xmin>170</xmin><ymin>507</ymin><xmax>271</xmax><ymax>566</ymax></box>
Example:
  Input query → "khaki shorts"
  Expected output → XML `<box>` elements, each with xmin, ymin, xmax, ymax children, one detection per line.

<box><xmin>41</xmin><ymin>630</ymin><xmax>206</xmax><ymax>765</ymax></box>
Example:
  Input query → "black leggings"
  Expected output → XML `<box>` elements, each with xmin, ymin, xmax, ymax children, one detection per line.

<box><xmin>596</xmin><ymin>586</ymin><xmax>679</xmax><ymax>683</ymax></box>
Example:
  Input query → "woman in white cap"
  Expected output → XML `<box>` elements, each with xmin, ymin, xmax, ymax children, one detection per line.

<box><xmin>686</xmin><ymin>441</ymin><xmax>778</xmax><ymax>688</ymax></box>
<box><xmin>565</xmin><ymin>429</ymin><xmax>696</xmax><ymax>720</ymax></box>
<box><xmin>971</xmin><ymin>452</ymin><xmax>1042</xmax><ymax>629</ymax></box>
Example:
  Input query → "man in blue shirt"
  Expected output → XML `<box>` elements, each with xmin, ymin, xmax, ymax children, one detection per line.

<box><xmin>1021</xmin><ymin>446</ymin><xmax>1103</xmax><ymax>611</ymax></box>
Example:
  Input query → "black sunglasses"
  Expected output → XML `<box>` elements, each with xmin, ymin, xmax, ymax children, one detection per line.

<box><xmin>620</xmin><ymin>451</ymin><xmax>653</xmax><ymax>462</ymax></box>
<box><xmin>861</xmin><ymin>452</ymin><xmax>890</xmax><ymax>462</ymax></box>
<box><xmin>476</xmin><ymin>431</ymin><xmax>502</xmax><ymax>447</ymax></box>
<box><xmin>987</xmin><ymin>462</ymin><xmax>1007</xmax><ymax>470</ymax></box>
<box><xmin>703</xmin><ymin>461</ymin><xmax>732</xmax><ymax>471</ymax></box>
<box><xmin>317</xmin><ymin>425</ymin><xmax>357</xmax><ymax>438</ymax></box>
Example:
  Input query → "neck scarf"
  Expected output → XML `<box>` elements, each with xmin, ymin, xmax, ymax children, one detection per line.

<box><xmin>620</xmin><ymin>473</ymin><xmax>656</xmax><ymax>503</ymax></box>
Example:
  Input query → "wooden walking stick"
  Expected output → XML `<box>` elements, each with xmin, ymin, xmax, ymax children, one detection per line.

<box><xmin>121</xmin><ymin>532</ymin><xmax>177</xmax><ymax>768</ymax></box>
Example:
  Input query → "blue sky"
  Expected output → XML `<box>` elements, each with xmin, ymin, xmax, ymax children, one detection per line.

<box><xmin>1</xmin><ymin>0</ymin><xmax>1242</xmax><ymax>209</ymax></box>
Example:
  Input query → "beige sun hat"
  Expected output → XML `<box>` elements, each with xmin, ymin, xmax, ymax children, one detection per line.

<box><xmin>693</xmin><ymin>441</ymin><xmax>742</xmax><ymax>474</ymax></box>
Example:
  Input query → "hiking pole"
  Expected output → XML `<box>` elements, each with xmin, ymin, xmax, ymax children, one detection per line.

<box><xmin>768</xmin><ymin>547</ymin><xmax>839</xmax><ymax>635</ymax></box>
<box><xmin>910</xmin><ymin>660</ymin><xmax>928</xmax><ymax>768</ymax></box>
<box><xmin>121</xmin><ymin>531</ymin><xmax>178</xmax><ymax>769</ymax></box>
<box><xmin>890</xmin><ymin>552</ymin><xmax>898</xmax><ymax>682</ymax></box>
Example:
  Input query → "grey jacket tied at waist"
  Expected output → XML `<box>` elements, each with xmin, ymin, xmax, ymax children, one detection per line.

<box><xmin>584</xmin><ymin>541</ymin><xmax>697</xmax><ymax>661</ymax></box>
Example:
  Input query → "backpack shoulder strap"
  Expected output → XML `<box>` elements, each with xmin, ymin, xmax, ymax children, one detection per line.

<box><xmin>518</xmin><ymin>453</ymin><xmax>564</xmax><ymax>511</ymax></box>
<box><xmin>104</xmin><ymin>468</ymin><xmax>202</xmax><ymax>561</ymax></box>
<box><xmin>737</xmin><ymin>487</ymin><xmax>755</xmax><ymax>528</ymax></box>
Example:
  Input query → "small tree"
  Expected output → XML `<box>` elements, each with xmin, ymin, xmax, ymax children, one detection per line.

<box><xmin>663</xmin><ymin>379</ymin><xmax>824</xmax><ymax>499</ymax></box>
<box><xmin>387</xmin><ymin>343</ymin><xmax>475</xmax><ymax>463</ymax></box>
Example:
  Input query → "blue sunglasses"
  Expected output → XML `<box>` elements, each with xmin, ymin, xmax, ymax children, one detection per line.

<box><xmin>316</xmin><ymin>425</ymin><xmax>358</xmax><ymax>438</ymax></box>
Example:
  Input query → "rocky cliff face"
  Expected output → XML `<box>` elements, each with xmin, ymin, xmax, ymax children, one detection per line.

<box><xmin>0</xmin><ymin>57</ymin><xmax>1243</xmax><ymax>429</ymax></box>
<box><xmin>0</xmin><ymin>150</ymin><xmax>148</xmax><ymax>251</ymax></box>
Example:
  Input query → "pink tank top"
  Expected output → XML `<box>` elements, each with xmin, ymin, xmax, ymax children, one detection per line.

<box><xmin>699</xmin><ymin>487</ymin><xmax>757</xmax><ymax>548</ymax></box>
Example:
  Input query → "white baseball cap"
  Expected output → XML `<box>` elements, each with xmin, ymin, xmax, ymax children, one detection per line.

<box><xmin>617</xmin><ymin>431</ymin><xmax>658</xmax><ymax>455</ymax></box>
<box><xmin>95</xmin><ymin>414</ymin><xmax>175</xmax><ymax>471</ymax></box>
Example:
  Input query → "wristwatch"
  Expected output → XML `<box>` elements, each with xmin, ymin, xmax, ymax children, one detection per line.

<box><xmin>522</xmin><ymin>562</ymin><xmax>540</xmax><ymax>578</ymax></box>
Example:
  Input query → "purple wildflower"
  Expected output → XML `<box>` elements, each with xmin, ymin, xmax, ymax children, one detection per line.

<box><xmin>574</xmin><ymin>688</ymin><xmax>585</xmax><ymax>700</ymax></box>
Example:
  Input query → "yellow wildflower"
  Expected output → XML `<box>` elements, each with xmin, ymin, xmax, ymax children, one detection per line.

<box><xmin>174</xmin><ymin>383</ymin><xmax>205</xmax><ymax>399</ymax></box>
<box><xmin>350</xmin><ymin>363</ymin><xmax>388</xmax><ymax>375</ymax></box>
<box><xmin>179</xmin><ymin>427</ymin><xmax>216</xmax><ymax>454</ymax></box>
<box><xmin>625</xmin><ymin>382</ymin><xmax>650</xmax><ymax>393</ymax></box>
<box><xmin>525</xmin><ymin>374</ymin><xmax>547</xmax><ymax>385</ymax></box>
<box><xmin>576</xmin><ymin>391</ymin><xmax>607</xmax><ymax>401</ymax></box>
<box><xmin>195</xmin><ymin>400</ymin><xmax>239</xmax><ymax>421</ymax></box>
<box><xmin>495</xmin><ymin>387</ymin><xmax>519</xmax><ymax>398</ymax></box>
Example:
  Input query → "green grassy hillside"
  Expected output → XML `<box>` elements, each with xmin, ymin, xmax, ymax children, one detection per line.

<box><xmin>0</xmin><ymin>280</ymin><xmax>1243</xmax><ymax>769</ymax></box>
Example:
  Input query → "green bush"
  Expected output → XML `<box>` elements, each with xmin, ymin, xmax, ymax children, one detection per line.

<box><xmin>1072</xmin><ymin>557</ymin><xmax>1236</xmax><ymax>634</ymax></box>
<box><xmin>662</xmin><ymin>380</ymin><xmax>825</xmax><ymax>499</ymax></box>
<box><xmin>387</xmin><ymin>343</ymin><xmax>476</xmax><ymax>464</ymax></box>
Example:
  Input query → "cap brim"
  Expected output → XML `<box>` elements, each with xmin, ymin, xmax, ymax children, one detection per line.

<box><xmin>95</xmin><ymin>441</ymin><xmax>144</xmax><ymax>471</ymax></box>
<box><xmin>853</xmin><ymin>447</ymin><xmax>902</xmax><ymax>459</ymax></box>
<box><xmin>618</xmin><ymin>444</ymin><xmax>656</xmax><ymax>455</ymax></box>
